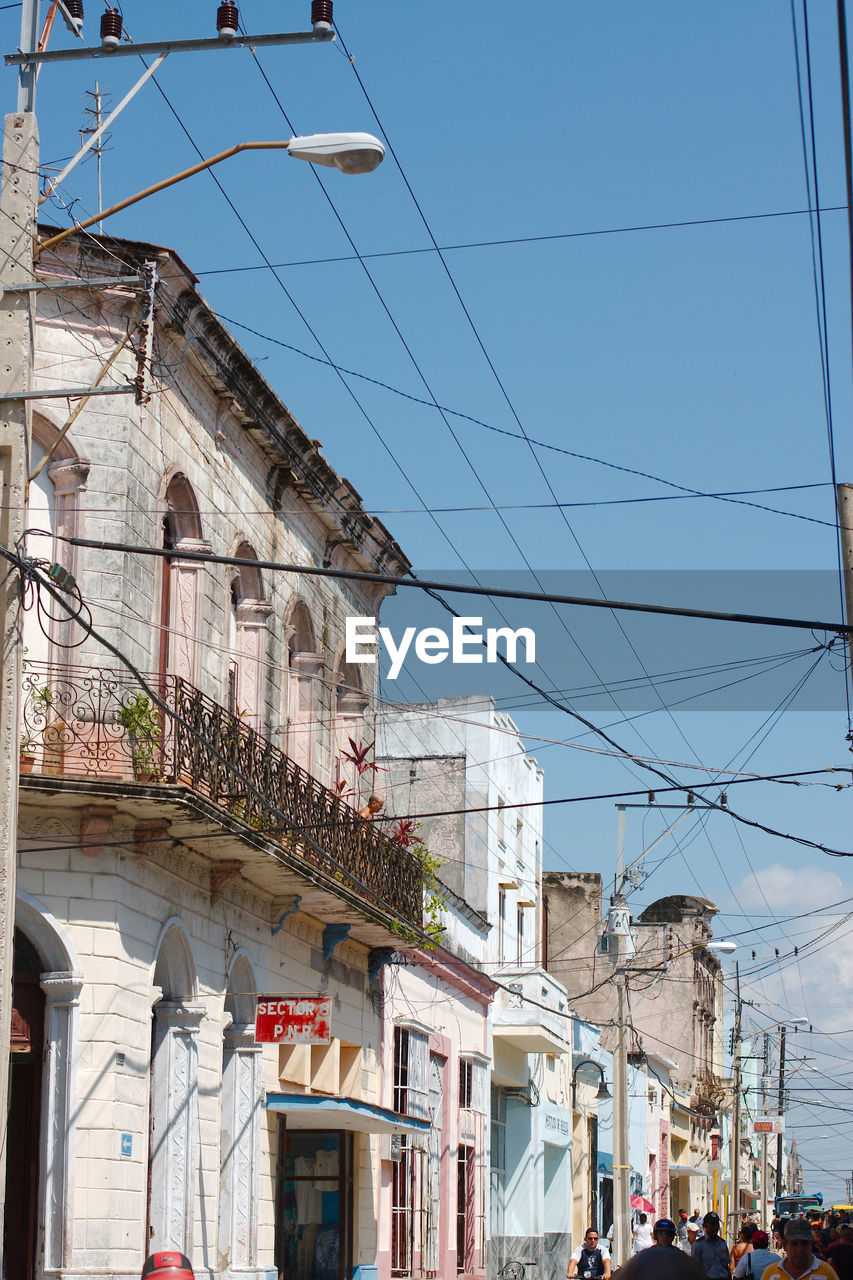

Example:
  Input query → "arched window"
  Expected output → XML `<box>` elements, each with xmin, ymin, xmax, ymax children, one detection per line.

<box><xmin>148</xmin><ymin>920</ymin><xmax>203</xmax><ymax>1254</ymax></box>
<box><xmin>332</xmin><ymin>657</ymin><xmax>371</xmax><ymax>805</ymax></box>
<box><xmin>226</xmin><ymin>542</ymin><xmax>272</xmax><ymax>731</ymax></box>
<box><xmin>159</xmin><ymin>474</ymin><xmax>208</xmax><ymax>684</ymax></box>
<box><xmin>283</xmin><ymin>599</ymin><xmax>322</xmax><ymax>774</ymax></box>
<box><xmin>219</xmin><ymin>954</ymin><xmax>262</xmax><ymax>1272</ymax></box>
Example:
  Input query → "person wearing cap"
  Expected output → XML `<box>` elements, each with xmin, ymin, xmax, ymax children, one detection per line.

<box><xmin>677</xmin><ymin>1211</ymin><xmax>690</xmax><ymax>1249</ymax></box>
<box><xmin>141</xmin><ymin>1254</ymin><xmax>194</xmax><ymax>1280</ymax></box>
<box><xmin>826</xmin><ymin>1222</ymin><xmax>853</xmax><ymax>1280</ymax></box>
<box><xmin>733</xmin><ymin>1231</ymin><xmax>781</xmax><ymax>1278</ymax></box>
<box><xmin>691</xmin><ymin>1212</ymin><xmax>730</xmax><ymax>1278</ymax></box>
<box><xmin>756</xmin><ymin>1217</ymin><xmax>838</xmax><ymax>1280</ymax></box>
<box><xmin>651</xmin><ymin>1219</ymin><xmax>680</xmax><ymax>1249</ymax></box>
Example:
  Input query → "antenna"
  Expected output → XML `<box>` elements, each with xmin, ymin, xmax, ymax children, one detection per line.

<box><xmin>79</xmin><ymin>81</ymin><xmax>111</xmax><ymax>229</ymax></box>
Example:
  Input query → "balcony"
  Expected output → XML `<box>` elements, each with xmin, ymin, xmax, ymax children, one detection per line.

<box><xmin>491</xmin><ymin>966</ymin><xmax>571</xmax><ymax>1054</ymax></box>
<box><xmin>19</xmin><ymin>663</ymin><xmax>424</xmax><ymax>935</ymax></box>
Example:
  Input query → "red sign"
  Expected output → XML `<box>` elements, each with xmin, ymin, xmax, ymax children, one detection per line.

<box><xmin>255</xmin><ymin>996</ymin><xmax>331</xmax><ymax>1044</ymax></box>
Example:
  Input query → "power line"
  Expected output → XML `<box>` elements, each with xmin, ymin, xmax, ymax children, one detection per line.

<box><xmin>213</xmin><ymin>314</ymin><xmax>837</xmax><ymax>532</ymax></box>
<box><xmin>194</xmin><ymin>203</ymin><xmax>849</xmax><ymax>277</ymax></box>
<box><xmin>47</xmin><ymin>534</ymin><xmax>853</xmax><ymax>636</ymax></box>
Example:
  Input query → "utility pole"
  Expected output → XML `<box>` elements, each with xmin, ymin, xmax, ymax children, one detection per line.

<box><xmin>728</xmin><ymin>963</ymin><xmax>742</xmax><ymax>1245</ymax></box>
<box><xmin>760</xmin><ymin>1034</ymin><xmax>769</xmax><ymax>1230</ymax></box>
<box><xmin>0</xmin><ymin>0</ymin><xmax>40</xmax><ymax>1267</ymax></box>
<box><xmin>775</xmin><ymin>1026</ymin><xmax>787</xmax><ymax>1201</ymax></box>
<box><xmin>609</xmin><ymin>806</ymin><xmax>633</xmax><ymax>1270</ymax></box>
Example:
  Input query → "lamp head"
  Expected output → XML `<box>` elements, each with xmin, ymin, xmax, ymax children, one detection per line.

<box><xmin>707</xmin><ymin>939</ymin><xmax>737</xmax><ymax>955</ymax></box>
<box><xmin>287</xmin><ymin>132</ymin><xmax>385</xmax><ymax>174</ymax></box>
<box><xmin>596</xmin><ymin>1079</ymin><xmax>611</xmax><ymax>1101</ymax></box>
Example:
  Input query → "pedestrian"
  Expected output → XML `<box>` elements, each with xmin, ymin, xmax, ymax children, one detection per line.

<box><xmin>731</xmin><ymin>1222</ymin><xmax>757</xmax><ymax>1273</ymax></box>
<box><xmin>810</xmin><ymin>1219</ymin><xmax>826</xmax><ymax>1260</ymax></box>
<box><xmin>691</xmin><ymin>1212</ymin><xmax>730</xmax><ymax>1279</ymax></box>
<box><xmin>686</xmin><ymin>1219</ymin><xmax>703</xmax><ymax>1250</ymax></box>
<box><xmin>826</xmin><ymin>1221</ymin><xmax>853</xmax><ymax>1280</ymax></box>
<box><xmin>619</xmin><ymin>1248</ymin><xmax>705</xmax><ymax>1280</ymax></box>
<box><xmin>677</xmin><ymin>1211</ymin><xmax>690</xmax><ymax>1250</ymax></box>
<box><xmin>633</xmin><ymin>1214</ymin><xmax>653</xmax><ymax>1253</ymax></box>
<box><xmin>651</xmin><ymin>1219</ymin><xmax>681</xmax><ymax>1251</ymax></box>
<box><xmin>733</xmin><ymin>1230</ymin><xmax>781</xmax><ymax>1278</ymax></box>
<box><xmin>567</xmin><ymin>1228</ymin><xmax>611</xmax><ymax>1279</ymax></box>
<box><xmin>141</xmin><ymin>1255</ymin><xmax>195</xmax><ymax>1280</ymax></box>
<box><xmin>755</xmin><ymin>1217</ymin><xmax>838</xmax><ymax>1280</ymax></box>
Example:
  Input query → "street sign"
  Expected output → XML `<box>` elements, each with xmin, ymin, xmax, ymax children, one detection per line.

<box><xmin>255</xmin><ymin>995</ymin><xmax>331</xmax><ymax>1044</ymax></box>
<box><xmin>753</xmin><ymin>1117</ymin><xmax>785</xmax><ymax>1134</ymax></box>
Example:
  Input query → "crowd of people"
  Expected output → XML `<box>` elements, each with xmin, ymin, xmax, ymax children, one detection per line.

<box><xmin>566</xmin><ymin>1208</ymin><xmax>853</xmax><ymax>1279</ymax></box>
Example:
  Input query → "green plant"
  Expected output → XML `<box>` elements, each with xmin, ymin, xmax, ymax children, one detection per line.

<box><xmin>389</xmin><ymin>818</ymin><xmax>445</xmax><ymax>949</ymax></box>
<box><xmin>119</xmin><ymin>692</ymin><xmax>161</xmax><ymax>778</ymax></box>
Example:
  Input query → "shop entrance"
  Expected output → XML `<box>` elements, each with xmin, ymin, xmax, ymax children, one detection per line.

<box><xmin>276</xmin><ymin>1128</ymin><xmax>354</xmax><ymax>1280</ymax></box>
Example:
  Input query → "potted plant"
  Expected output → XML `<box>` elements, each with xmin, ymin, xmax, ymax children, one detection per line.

<box><xmin>119</xmin><ymin>692</ymin><xmax>161</xmax><ymax>781</ymax></box>
<box><xmin>19</xmin><ymin>733</ymin><xmax>36</xmax><ymax>774</ymax></box>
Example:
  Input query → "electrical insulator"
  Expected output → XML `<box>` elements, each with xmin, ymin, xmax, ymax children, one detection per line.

<box><xmin>100</xmin><ymin>8</ymin><xmax>122</xmax><ymax>47</ymax></box>
<box><xmin>216</xmin><ymin>2</ymin><xmax>239</xmax><ymax>38</ymax></box>
<box><xmin>728</xmin><ymin>1027</ymin><xmax>737</xmax><ymax>1055</ymax></box>
<box><xmin>311</xmin><ymin>0</ymin><xmax>333</xmax><ymax>32</ymax></box>
<box><xmin>66</xmin><ymin>0</ymin><xmax>84</xmax><ymax>25</ymax></box>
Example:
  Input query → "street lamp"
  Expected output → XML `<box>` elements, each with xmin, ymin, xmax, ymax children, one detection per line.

<box><xmin>35</xmin><ymin>131</ymin><xmax>385</xmax><ymax>257</ymax></box>
<box><xmin>572</xmin><ymin>1057</ymin><xmax>611</xmax><ymax>1107</ymax></box>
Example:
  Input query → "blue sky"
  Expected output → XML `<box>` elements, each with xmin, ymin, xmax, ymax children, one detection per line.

<box><xmin>6</xmin><ymin>0</ymin><xmax>853</xmax><ymax>1196</ymax></box>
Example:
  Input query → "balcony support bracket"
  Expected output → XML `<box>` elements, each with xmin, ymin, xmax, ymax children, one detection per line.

<box><xmin>79</xmin><ymin>804</ymin><xmax>116</xmax><ymax>857</ymax></box>
<box><xmin>322</xmin><ymin>923</ymin><xmax>350</xmax><ymax>962</ymax></box>
<box><xmin>210</xmin><ymin>860</ymin><xmax>243</xmax><ymax>905</ymax></box>
<box><xmin>271</xmin><ymin>895</ymin><xmax>302</xmax><ymax>936</ymax></box>
<box><xmin>134</xmin><ymin>819</ymin><xmax>170</xmax><ymax>865</ymax></box>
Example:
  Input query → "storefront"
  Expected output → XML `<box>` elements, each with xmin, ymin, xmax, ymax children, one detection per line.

<box><xmin>268</xmin><ymin>1095</ymin><xmax>430</xmax><ymax>1280</ymax></box>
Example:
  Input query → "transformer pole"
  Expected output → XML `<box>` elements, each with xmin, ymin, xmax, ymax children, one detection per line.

<box><xmin>775</xmin><ymin>1027</ymin><xmax>787</xmax><ymax>1201</ymax></box>
<box><xmin>0</xmin><ymin>3</ymin><xmax>40</xmax><ymax>1269</ymax></box>
<box><xmin>728</xmin><ymin>963</ymin><xmax>742</xmax><ymax>1245</ymax></box>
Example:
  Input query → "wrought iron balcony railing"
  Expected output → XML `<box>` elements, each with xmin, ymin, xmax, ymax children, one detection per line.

<box><xmin>20</xmin><ymin>662</ymin><xmax>424</xmax><ymax>926</ymax></box>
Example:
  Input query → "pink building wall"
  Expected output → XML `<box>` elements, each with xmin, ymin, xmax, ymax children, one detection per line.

<box><xmin>376</xmin><ymin>947</ymin><xmax>494</xmax><ymax>1280</ymax></box>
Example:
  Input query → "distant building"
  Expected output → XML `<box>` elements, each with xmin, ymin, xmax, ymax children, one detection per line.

<box><xmin>544</xmin><ymin>876</ymin><xmax>726</xmax><ymax>1220</ymax></box>
<box><xmin>378</xmin><ymin>696</ymin><xmax>574</xmax><ymax>1276</ymax></box>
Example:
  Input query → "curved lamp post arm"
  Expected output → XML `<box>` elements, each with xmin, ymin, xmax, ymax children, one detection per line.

<box><xmin>35</xmin><ymin>131</ymin><xmax>385</xmax><ymax>259</ymax></box>
<box><xmin>36</xmin><ymin>140</ymin><xmax>290</xmax><ymax>258</ymax></box>
<box><xmin>572</xmin><ymin>1057</ymin><xmax>610</xmax><ymax>1106</ymax></box>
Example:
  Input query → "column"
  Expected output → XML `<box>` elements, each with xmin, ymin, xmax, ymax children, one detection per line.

<box><xmin>149</xmin><ymin>1000</ymin><xmax>205</xmax><ymax>1254</ymax></box>
<box><xmin>219</xmin><ymin>1023</ymin><xmax>263</xmax><ymax>1276</ymax></box>
<box><xmin>39</xmin><ymin>971</ymin><xmax>84</xmax><ymax>1272</ymax></box>
<box><xmin>234</xmin><ymin>602</ymin><xmax>273</xmax><ymax>733</ymax></box>
<box><xmin>168</xmin><ymin>539</ymin><xmax>212</xmax><ymax>685</ymax></box>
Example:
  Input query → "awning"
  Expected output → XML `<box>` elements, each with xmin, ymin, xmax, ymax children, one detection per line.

<box><xmin>266</xmin><ymin>1093</ymin><xmax>431</xmax><ymax>1136</ymax></box>
<box><xmin>669</xmin><ymin>1165</ymin><xmax>709</xmax><ymax>1178</ymax></box>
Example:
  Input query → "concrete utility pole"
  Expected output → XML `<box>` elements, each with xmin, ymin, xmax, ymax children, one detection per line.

<box><xmin>0</xmin><ymin>1</ymin><xmax>40</xmax><ymax>1265</ymax></box>
<box><xmin>760</xmin><ymin>1034</ymin><xmax>769</xmax><ymax>1229</ymax></box>
<box><xmin>610</xmin><ymin>806</ymin><xmax>633</xmax><ymax>1269</ymax></box>
<box><xmin>728</xmin><ymin>963</ymin><xmax>742</xmax><ymax>1244</ymax></box>
<box><xmin>775</xmin><ymin>1026</ymin><xmax>787</xmax><ymax>1201</ymax></box>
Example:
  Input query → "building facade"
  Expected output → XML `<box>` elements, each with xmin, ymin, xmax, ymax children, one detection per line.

<box><xmin>9</xmin><ymin>229</ymin><xmax>429</xmax><ymax>1280</ymax></box>
<box><xmin>377</xmin><ymin>697</ymin><xmax>573</xmax><ymax>1280</ymax></box>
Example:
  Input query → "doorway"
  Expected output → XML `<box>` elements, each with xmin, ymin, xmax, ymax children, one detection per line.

<box><xmin>276</xmin><ymin>1128</ymin><xmax>354</xmax><ymax>1280</ymax></box>
<box><xmin>4</xmin><ymin>929</ymin><xmax>45</xmax><ymax>1280</ymax></box>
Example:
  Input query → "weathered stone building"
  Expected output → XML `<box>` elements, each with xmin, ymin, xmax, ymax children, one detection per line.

<box><xmin>10</xmin><ymin>227</ymin><xmax>430</xmax><ymax>1280</ymax></box>
<box><xmin>543</xmin><ymin>875</ymin><xmax>726</xmax><ymax>1220</ymax></box>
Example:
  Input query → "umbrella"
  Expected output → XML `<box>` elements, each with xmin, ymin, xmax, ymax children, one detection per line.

<box><xmin>631</xmin><ymin>1196</ymin><xmax>656</xmax><ymax>1214</ymax></box>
